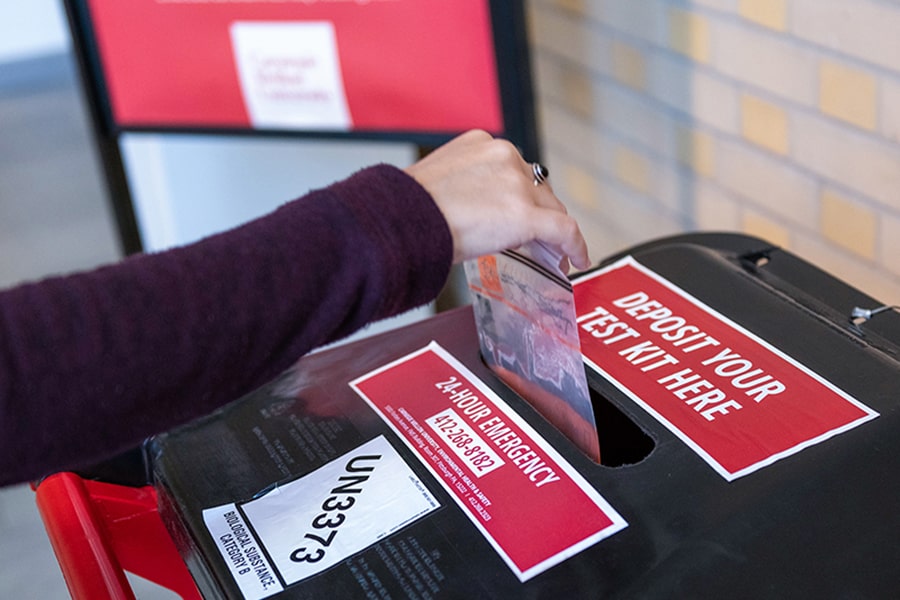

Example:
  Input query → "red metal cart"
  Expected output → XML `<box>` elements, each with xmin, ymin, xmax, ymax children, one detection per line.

<box><xmin>34</xmin><ymin>472</ymin><xmax>201</xmax><ymax>599</ymax></box>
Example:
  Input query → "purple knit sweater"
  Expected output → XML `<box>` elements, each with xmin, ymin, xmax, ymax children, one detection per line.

<box><xmin>0</xmin><ymin>165</ymin><xmax>452</xmax><ymax>485</ymax></box>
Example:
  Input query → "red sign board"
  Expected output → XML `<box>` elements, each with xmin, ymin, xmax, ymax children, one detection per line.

<box><xmin>351</xmin><ymin>342</ymin><xmax>626</xmax><ymax>581</ymax></box>
<box><xmin>84</xmin><ymin>0</ymin><xmax>503</xmax><ymax>134</ymax></box>
<box><xmin>574</xmin><ymin>257</ymin><xmax>879</xmax><ymax>480</ymax></box>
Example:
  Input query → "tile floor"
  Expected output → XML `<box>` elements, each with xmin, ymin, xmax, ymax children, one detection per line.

<box><xmin>0</xmin><ymin>53</ymin><xmax>177</xmax><ymax>598</ymax></box>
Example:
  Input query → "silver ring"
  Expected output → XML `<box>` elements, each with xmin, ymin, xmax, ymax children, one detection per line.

<box><xmin>532</xmin><ymin>162</ymin><xmax>549</xmax><ymax>186</ymax></box>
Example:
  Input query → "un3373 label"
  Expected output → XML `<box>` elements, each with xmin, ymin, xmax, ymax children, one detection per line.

<box><xmin>203</xmin><ymin>435</ymin><xmax>440</xmax><ymax>599</ymax></box>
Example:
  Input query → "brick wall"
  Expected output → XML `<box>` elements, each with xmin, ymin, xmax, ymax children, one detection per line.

<box><xmin>527</xmin><ymin>0</ymin><xmax>900</xmax><ymax>305</ymax></box>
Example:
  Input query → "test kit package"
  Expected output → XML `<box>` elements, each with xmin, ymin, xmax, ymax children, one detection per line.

<box><xmin>148</xmin><ymin>233</ymin><xmax>900</xmax><ymax>598</ymax></box>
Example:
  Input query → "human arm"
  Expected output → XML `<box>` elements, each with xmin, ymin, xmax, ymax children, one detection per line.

<box><xmin>0</xmin><ymin>130</ymin><xmax>589</xmax><ymax>485</ymax></box>
<box><xmin>0</xmin><ymin>165</ymin><xmax>450</xmax><ymax>484</ymax></box>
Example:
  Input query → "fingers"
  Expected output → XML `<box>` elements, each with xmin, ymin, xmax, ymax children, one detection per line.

<box><xmin>533</xmin><ymin>178</ymin><xmax>569</xmax><ymax>215</ymax></box>
<box><xmin>528</xmin><ymin>208</ymin><xmax>591</xmax><ymax>271</ymax></box>
<box><xmin>406</xmin><ymin>130</ymin><xmax>591</xmax><ymax>269</ymax></box>
<box><xmin>518</xmin><ymin>157</ymin><xmax>587</xmax><ymax>269</ymax></box>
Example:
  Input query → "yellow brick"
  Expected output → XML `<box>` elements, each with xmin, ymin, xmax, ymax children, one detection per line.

<box><xmin>559</xmin><ymin>66</ymin><xmax>594</xmax><ymax>119</ymax></box>
<box><xmin>694</xmin><ymin>183</ymin><xmax>740</xmax><ymax>230</ymax></box>
<box><xmin>669</xmin><ymin>8</ymin><xmax>710</xmax><ymax>63</ymax></box>
<box><xmin>614</xmin><ymin>146</ymin><xmax>651</xmax><ymax>194</ymax></box>
<box><xmin>741</xmin><ymin>94</ymin><xmax>789</xmax><ymax>155</ymax></box>
<box><xmin>742</xmin><ymin>211</ymin><xmax>791</xmax><ymax>248</ymax></box>
<box><xmin>551</xmin><ymin>0</ymin><xmax>586</xmax><ymax>14</ymax></box>
<box><xmin>821</xmin><ymin>188</ymin><xmax>877</xmax><ymax>259</ymax></box>
<box><xmin>612</xmin><ymin>41</ymin><xmax>647</xmax><ymax>91</ymax></box>
<box><xmin>739</xmin><ymin>0</ymin><xmax>787</xmax><ymax>31</ymax></box>
<box><xmin>881</xmin><ymin>214</ymin><xmax>900</xmax><ymax>279</ymax></box>
<box><xmin>563</xmin><ymin>164</ymin><xmax>600</xmax><ymax>210</ymax></box>
<box><xmin>675</xmin><ymin>125</ymin><xmax>715</xmax><ymax>177</ymax></box>
<box><xmin>819</xmin><ymin>60</ymin><xmax>878</xmax><ymax>131</ymax></box>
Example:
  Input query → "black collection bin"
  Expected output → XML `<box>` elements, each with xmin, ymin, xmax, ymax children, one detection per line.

<box><xmin>148</xmin><ymin>233</ymin><xmax>900</xmax><ymax>599</ymax></box>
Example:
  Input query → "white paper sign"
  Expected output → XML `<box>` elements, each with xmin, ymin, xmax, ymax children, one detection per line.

<box><xmin>230</xmin><ymin>21</ymin><xmax>352</xmax><ymax>130</ymax></box>
<box><xmin>204</xmin><ymin>435</ymin><xmax>440</xmax><ymax>598</ymax></box>
<box><xmin>203</xmin><ymin>504</ymin><xmax>283</xmax><ymax>599</ymax></box>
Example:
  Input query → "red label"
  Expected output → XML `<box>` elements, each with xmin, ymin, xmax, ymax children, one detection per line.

<box><xmin>350</xmin><ymin>342</ymin><xmax>626</xmax><ymax>581</ymax></box>
<box><xmin>574</xmin><ymin>257</ymin><xmax>878</xmax><ymax>480</ymax></box>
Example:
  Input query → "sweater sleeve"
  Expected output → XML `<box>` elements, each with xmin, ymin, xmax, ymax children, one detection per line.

<box><xmin>0</xmin><ymin>164</ymin><xmax>453</xmax><ymax>485</ymax></box>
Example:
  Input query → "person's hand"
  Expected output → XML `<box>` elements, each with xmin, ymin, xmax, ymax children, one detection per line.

<box><xmin>404</xmin><ymin>130</ymin><xmax>591</xmax><ymax>271</ymax></box>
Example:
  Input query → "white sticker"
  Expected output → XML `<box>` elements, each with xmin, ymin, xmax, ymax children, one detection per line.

<box><xmin>230</xmin><ymin>21</ymin><xmax>352</xmax><ymax>130</ymax></box>
<box><xmin>204</xmin><ymin>435</ymin><xmax>439</xmax><ymax>598</ymax></box>
<box><xmin>203</xmin><ymin>504</ymin><xmax>283</xmax><ymax>600</ymax></box>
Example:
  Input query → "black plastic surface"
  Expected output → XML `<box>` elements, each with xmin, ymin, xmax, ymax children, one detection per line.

<box><xmin>151</xmin><ymin>233</ymin><xmax>900</xmax><ymax>599</ymax></box>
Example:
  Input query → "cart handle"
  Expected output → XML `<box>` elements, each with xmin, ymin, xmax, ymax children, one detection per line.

<box><xmin>35</xmin><ymin>472</ymin><xmax>201</xmax><ymax>599</ymax></box>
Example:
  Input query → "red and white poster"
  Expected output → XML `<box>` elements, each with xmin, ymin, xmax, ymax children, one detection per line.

<box><xmin>350</xmin><ymin>342</ymin><xmax>627</xmax><ymax>582</ymax></box>
<box><xmin>574</xmin><ymin>257</ymin><xmax>879</xmax><ymax>481</ymax></box>
<box><xmin>84</xmin><ymin>0</ymin><xmax>503</xmax><ymax>134</ymax></box>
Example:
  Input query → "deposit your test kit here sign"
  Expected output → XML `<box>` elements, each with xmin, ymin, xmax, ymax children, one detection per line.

<box><xmin>573</xmin><ymin>256</ymin><xmax>878</xmax><ymax>481</ymax></box>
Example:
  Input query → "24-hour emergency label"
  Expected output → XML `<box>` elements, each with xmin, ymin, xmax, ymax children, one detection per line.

<box><xmin>574</xmin><ymin>256</ymin><xmax>879</xmax><ymax>480</ymax></box>
<box><xmin>350</xmin><ymin>342</ymin><xmax>627</xmax><ymax>582</ymax></box>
